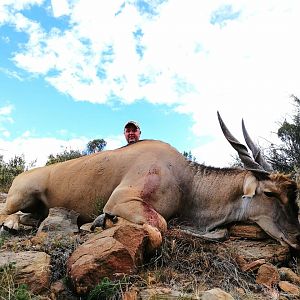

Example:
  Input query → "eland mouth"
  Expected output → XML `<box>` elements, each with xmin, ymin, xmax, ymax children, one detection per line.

<box><xmin>261</xmin><ymin>227</ymin><xmax>300</xmax><ymax>250</ymax></box>
<box><xmin>278</xmin><ymin>233</ymin><xmax>300</xmax><ymax>250</ymax></box>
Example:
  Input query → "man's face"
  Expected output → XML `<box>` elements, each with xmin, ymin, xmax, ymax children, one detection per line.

<box><xmin>124</xmin><ymin>125</ymin><xmax>141</xmax><ymax>144</ymax></box>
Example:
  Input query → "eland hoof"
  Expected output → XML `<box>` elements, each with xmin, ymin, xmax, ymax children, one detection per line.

<box><xmin>90</xmin><ymin>213</ymin><xmax>106</xmax><ymax>231</ymax></box>
<box><xmin>90</xmin><ymin>213</ymin><xmax>118</xmax><ymax>231</ymax></box>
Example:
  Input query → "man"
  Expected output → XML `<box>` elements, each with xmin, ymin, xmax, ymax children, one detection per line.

<box><xmin>124</xmin><ymin>121</ymin><xmax>141</xmax><ymax>144</ymax></box>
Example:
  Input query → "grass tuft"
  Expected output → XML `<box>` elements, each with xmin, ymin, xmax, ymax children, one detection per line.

<box><xmin>0</xmin><ymin>263</ymin><xmax>35</xmax><ymax>300</ymax></box>
<box><xmin>87</xmin><ymin>277</ymin><xmax>132</xmax><ymax>300</ymax></box>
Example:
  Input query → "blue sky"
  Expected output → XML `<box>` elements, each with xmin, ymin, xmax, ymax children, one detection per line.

<box><xmin>0</xmin><ymin>0</ymin><xmax>299</xmax><ymax>167</ymax></box>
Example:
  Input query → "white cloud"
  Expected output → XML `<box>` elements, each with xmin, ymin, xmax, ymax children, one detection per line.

<box><xmin>0</xmin><ymin>0</ymin><xmax>44</xmax><ymax>27</ymax></box>
<box><xmin>0</xmin><ymin>67</ymin><xmax>24</xmax><ymax>81</ymax></box>
<box><xmin>0</xmin><ymin>104</ymin><xmax>13</xmax><ymax>116</ymax></box>
<box><xmin>0</xmin><ymin>135</ymin><xmax>124</xmax><ymax>168</ymax></box>
<box><xmin>21</xmin><ymin>130</ymin><xmax>31</xmax><ymax>137</ymax></box>
<box><xmin>0</xmin><ymin>105</ymin><xmax>13</xmax><ymax>139</ymax></box>
<box><xmin>51</xmin><ymin>0</ymin><xmax>69</xmax><ymax>18</ymax></box>
<box><xmin>105</xmin><ymin>135</ymin><xmax>124</xmax><ymax>150</ymax></box>
<box><xmin>1</xmin><ymin>1</ymin><xmax>300</xmax><ymax>166</ymax></box>
<box><xmin>2</xmin><ymin>130</ymin><xmax>10</xmax><ymax>138</ymax></box>
<box><xmin>0</xmin><ymin>136</ymin><xmax>87</xmax><ymax>167</ymax></box>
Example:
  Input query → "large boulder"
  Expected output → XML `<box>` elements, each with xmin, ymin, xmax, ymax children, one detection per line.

<box><xmin>228</xmin><ymin>223</ymin><xmax>269</xmax><ymax>240</ymax></box>
<box><xmin>278</xmin><ymin>281</ymin><xmax>300</xmax><ymax>297</ymax></box>
<box><xmin>278</xmin><ymin>267</ymin><xmax>300</xmax><ymax>285</ymax></box>
<box><xmin>37</xmin><ymin>207</ymin><xmax>79</xmax><ymax>234</ymax></box>
<box><xmin>67</xmin><ymin>223</ymin><xmax>153</xmax><ymax>295</ymax></box>
<box><xmin>202</xmin><ymin>288</ymin><xmax>234</xmax><ymax>300</ymax></box>
<box><xmin>138</xmin><ymin>287</ymin><xmax>234</xmax><ymax>299</ymax></box>
<box><xmin>255</xmin><ymin>263</ymin><xmax>280</xmax><ymax>288</ymax></box>
<box><xmin>225</xmin><ymin>238</ymin><xmax>290</xmax><ymax>271</ymax></box>
<box><xmin>0</xmin><ymin>251</ymin><xmax>51</xmax><ymax>294</ymax></box>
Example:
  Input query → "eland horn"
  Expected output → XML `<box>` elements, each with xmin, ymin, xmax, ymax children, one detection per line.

<box><xmin>217</xmin><ymin>111</ymin><xmax>270</xmax><ymax>174</ymax></box>
<box><xmin>242</xmin><ymin>119</ymin><xmax>273</xmax><ymax>172</ymax></box>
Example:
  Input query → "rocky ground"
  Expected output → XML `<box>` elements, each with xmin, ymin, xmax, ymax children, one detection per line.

<box><xmin>0</xmin><ymin>192</ymin><xmax>300</xmax><ymax>300</ymax></box>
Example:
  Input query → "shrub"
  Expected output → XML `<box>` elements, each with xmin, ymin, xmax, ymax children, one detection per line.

<box><xmin>0</xmin><ymin>155</ymin><xmax>25</xmax><ymax>193</ymax></box>
<box><xmin>0</xmin><ymin>264</ymin><xmax>34</xmax><ymax>300</ymax></box>
<box><xmin>88</xmin><ymin>277</ymin><xmax>130</xmax><ymax>300</ymax></box>
<box><xmin>45</xmin><ymin>149</ymin><xmax>83</xmax><ymax>166</ymax></box>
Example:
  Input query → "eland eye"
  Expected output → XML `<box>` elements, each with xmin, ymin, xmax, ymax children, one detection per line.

<box><xmin>264</xmin><ymin>191</ymin><xmax>277</xmax><ymax>198</ymax></box>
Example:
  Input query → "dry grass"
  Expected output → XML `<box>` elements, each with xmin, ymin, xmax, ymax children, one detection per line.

<box><xmin>0</xmin><ymin>263</ymin><xmax>43</xmax><ymax>300</ymax></box>
<box><xmin>135</xmin><ymin>228</ymin><xmax>275</xmax><ymax>300</ymax></box>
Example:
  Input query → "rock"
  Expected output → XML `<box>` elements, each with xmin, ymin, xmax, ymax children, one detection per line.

<box><xmin>278</xmin><ymin>267</ymin><xmax>300</xmax><ymax>285</ymax></box>
<box><xmin>0</xmin><ymin>192</ymin><xmax>7</xmax><ymax>203</ymax></box>
<box><xmin>79</xmin><ymin>222</ymin><xmax>94</xmax><ymax>232</ymax></box>
<box><xmin>240</xmin><ymin>259</ymin><xmax>266</xmax><ymax>272</ymax></box>
<box><xmin>0</xmin><ymin>251</ymin><xmax>51</xmax><ymax>294</ymax></box>
<box><xmin>256</xmin><ymin>263</ymin><xmax>280</xmax><ymax>288</ymax></box>
<box><xmin>228</xmin><ymin>223</ymin><xmax>269</xmax><ymax>240</ymax></box>
<box><xmin>201</xmin><ymin>288</ymin><xmax>234</xmax><ymax>300</ymax></box>
<box><xmin>50</xmin><ymin>280</ymin><xmax>66</xmax><ymax>299</ymax></box>
<box><xmin>37</xmin><ymin>207</ymin><xmax>79</xmax><ymax>234</ymax></box>
<box><xmin>122</xmin><ymin>287</ymin><xmax>138</xmax><ymax>300</ymax></box>
<box><xmin>31</xmin><ymin>231</ymin><xmax>49</xmax><ymax>246</ymax></box>
<box><xmin>50</xmin><ymin>280</ymin><xmax>77</xmax><ymax>300</ymax></box>
<box><xmin>225</xmin><ymin>239</ymin><xmax>290</xmax><ymax>270</ymax></box>
<box><xmin>138</xmin><ymin>287</ymin><xmax>234</xmax><ymax>300</ymax></box>
<box><xmin>139</xmin><ymin>288</ymin><xmax>198</xmax><ymax>299</ymax></box>
<box><xmin>67</xmin><ymin>224</ymin><xmax>149</xmax><ymax>295</ymax></box>
<box><xmin>278</xmin><ymin>281</ymin><xmax>300</xmax><ymax>296</ymax></box>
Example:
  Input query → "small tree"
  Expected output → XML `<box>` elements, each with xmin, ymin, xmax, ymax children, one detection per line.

<box><xmin>0</xmin><ymin>155</ymin><xmax>26</xmax><ymax>192</ymax></box>
<box><xmin>86</xmin><ymin>139</ymin><xmax>107</xmax><ymax>154</ymax></box>
<box><xmin>183</xmin><ymin>150</ymin><xmax>197</xmax><ymax>162</ymax></box>
<box><xmin>45</xmin><ymin>139</ymin><xmax>107</xmax><ymax>166</ymax></box>
<box><xmin>229</xmin><ymin>154</ymin><xmax>243</xmax><ymax>168</ymax></box>
<box><xmin>46</xmin><ymin>149</ymin><xmax>83</xmax><ymax>166</ymax></box>
<box><xmin>266</xmin><ymin>95</ymin><xmax>300</xmax><ymax>175</ymax></box>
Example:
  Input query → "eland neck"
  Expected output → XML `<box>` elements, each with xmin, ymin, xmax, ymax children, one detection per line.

<box><xmin>182</xmin><ymin>163</ymin><xmax>249</xmax><ymax>232</ymax></box>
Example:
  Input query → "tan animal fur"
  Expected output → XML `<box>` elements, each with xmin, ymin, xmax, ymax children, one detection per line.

<box><xmin>1</xmin><ymin>139</ymin><xmax>300</xmax><ymax>249</ymax></box>
<box><xmin>2</xmin><ymin>110</ymin><xmax>300</xmax><ymax>250</ymax></box>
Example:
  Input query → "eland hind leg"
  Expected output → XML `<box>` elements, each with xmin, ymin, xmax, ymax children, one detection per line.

<box><xmin>91</xmin><ymin>186</ymin><xmax>167</xmax><ymax>233</ymax></box>
<box><xmin>90</xmin><ymin>186</ymin><xmax>167</xmax><ymax>252</ymax></box>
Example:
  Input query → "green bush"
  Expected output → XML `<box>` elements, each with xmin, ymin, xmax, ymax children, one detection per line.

<box><xmin>87</xmin><ymin>277</ymin><xmax>130</xmax><ymax>300</ymax></box>
<box><xmin>86</xmin><ymin>139</ymin><xmax>107</xmax><ymax>154</ymax></box>
<box><xmin>0</xmin><ymin>155</ymin><xmax>25</xmax><ymax>193</ymax></box>
<box><xmin>45</xmin><ymin>149</ymin><xmax>83</xmax><ymax>166</ymax></box>
<box><xmin>0</xmin><ymin>264</ymin><xmax>33</xmax><ymax>300</ymax></box>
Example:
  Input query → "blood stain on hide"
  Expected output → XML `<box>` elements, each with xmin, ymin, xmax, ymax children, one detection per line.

<box><xmin>140</xmin><ymin>164</ymin><xmax>161</xmax><ymax>202</ymax></box>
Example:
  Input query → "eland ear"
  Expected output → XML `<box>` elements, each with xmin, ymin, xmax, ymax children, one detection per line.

<box><xmin>243</xmin><ymin>174</ymin><xmax>258</xmax><ymax>199</ymax></box>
